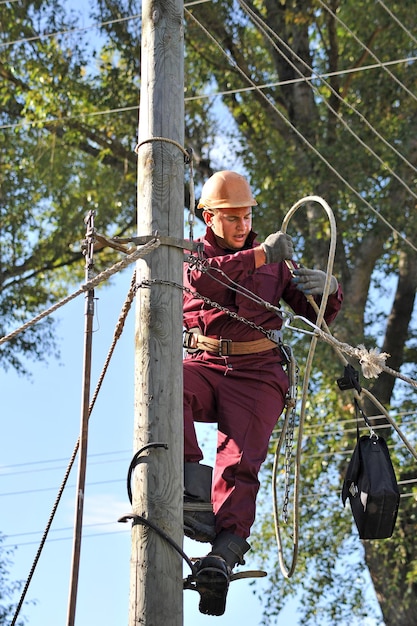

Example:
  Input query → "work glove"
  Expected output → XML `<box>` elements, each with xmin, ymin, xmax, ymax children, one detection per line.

<box><xmin>261</xmin><ymin>231</ymin><xmax>294</xmax><ymax>264</ymax></box>
<box><xmin>291</xmin><ymin>268</ymin><xmax>338</xmax><ymax>295</ymax></box>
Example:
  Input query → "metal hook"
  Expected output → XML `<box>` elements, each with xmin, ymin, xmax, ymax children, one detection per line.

<box><xmin>283</xmin><ymin>314</ymin><xmax>320</xmax><ymax>337</ymax></box>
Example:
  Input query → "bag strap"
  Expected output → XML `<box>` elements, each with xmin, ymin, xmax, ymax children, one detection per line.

<box><xmin>354</xmin><ymin>397</ymin><xmax>378</xmax><ymax>440</ymax></box>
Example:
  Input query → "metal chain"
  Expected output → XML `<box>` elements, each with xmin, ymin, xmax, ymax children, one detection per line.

<box><xmin>140</xmin><ymin>275</ymin><xmax>299</xmax><ymax>522</ymax></box>
<box><xmin>282</xmin><ymin>355</ymin><xmax>299</xmax><ymax>523</ymax></box>
<box><xmin>282</xmin><ymin>406</ymin><xmax>297</xmax><ymax>523</ymax></box>
<box><xmin>139</xmin><ymin>277</ymin><xmax>290</xmax><ymax>340</ymax></box>
<box><xmin>186</xmin><ymin>254</ymin><xmax>288</xmax><ymax>318</ymax></box>
<box><xmin>140</xmin><ymin>270</ymin><xmax>302</xmax><ymax>528</ymax></box>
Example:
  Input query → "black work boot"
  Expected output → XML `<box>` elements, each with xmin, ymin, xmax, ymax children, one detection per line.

<box><xmin>184</xmin><ymin>463</ymin><xmax>216</xmax><ymax>543</ymax></box>
<box><xmin>195</xmin><ymin>530</ymin><xmax>251</xmax><ymax>616</ymax></box>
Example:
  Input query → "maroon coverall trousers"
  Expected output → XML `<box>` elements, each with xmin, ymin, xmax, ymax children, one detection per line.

<box><xmin>184</xmin><ymin>349</ymin><xmax>288</xmax><ymax>540</ymax></box>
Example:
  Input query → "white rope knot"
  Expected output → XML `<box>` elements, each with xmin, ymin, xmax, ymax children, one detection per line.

<box><xmin>356</xmin><ymin>344</ymin><xmax>390</xmax><ymax>378</ymax></box>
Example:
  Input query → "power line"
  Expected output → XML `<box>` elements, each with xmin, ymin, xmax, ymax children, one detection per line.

<box><xmin>377</xmin><ymin>0</ymin><xmax>417</xmax><ymax>47</ymax></box>
<box><xmin>317</xmin><ymin>0</ymin><xmax>417</xmax><ymax>104</ymax></box>
<box><xmin>184</xmin><ymin>55</ymin><xmax>417</xmax><ymax>102</ymax></box>
<box><xmin>0</xmin><ymin>105</ymin><xmax>139</xmax><ymax>132</ymax></box>
<box><xmin>1</xmin><ymin>0</ymin><xmax>416</xmax><ymax>240</ymax></box>
<box><xmin>2</xmin><ymin>528</ymin><xmax>130</xmax><ymax>550</ymax></box>
<box><xmin>238</xmin><ymin>0</ymin><xmax>417</xmax><ymax>184</ymax></box>
<box><xmin>4</xmin><ymin>520</ymin><xmax>126</xmax><ymax>541</ymax></box>
<box><xmin>0</xmin><ymin>12</ymin><xmax>140</xmax><ymax>50</ymax></box>
<box><xmin>0</xmin><ymin>478</ymin><xmax>124</xmax><ymax>498</ymax></box>
<box><xmin>0</xmin><ymin>0</ymin><xmax>208</xmax><ymax>51</ymax></box>
<box><xmin>0</xmin><ymin>449</ymin><xmax>131</xmax><ymax>477</ymax></box>
<box><xmin>186</xmin><ymin>7</ymin><xmax>417</xmax><ymax>253</ymax></box>
<box><xmin>2</xmin><ymin>55</ymin><xmax>417</xmax><ymax>133</ymax></box>
<box><xmin>1</xmin><ymin>409</ymin><xmax>415</xmax><ymax>479</ymax></box>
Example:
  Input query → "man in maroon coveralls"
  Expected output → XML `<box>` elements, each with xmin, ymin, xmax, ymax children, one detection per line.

<box><xmin>182</xmin><ymin>171</ymin><xmax>343</xmax><ymax>615</ymax></box>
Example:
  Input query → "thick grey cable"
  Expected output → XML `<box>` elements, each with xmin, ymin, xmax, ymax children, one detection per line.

<box><xmin>272</xmin><ymin>195</ymin><xmax>337</xmax><ymax>578</ymax></box>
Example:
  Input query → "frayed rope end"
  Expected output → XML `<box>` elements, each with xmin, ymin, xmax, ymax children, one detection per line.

<box><xmin>356</xmin><ymin>344</ymin><xmax>390</xmax><ymax>378</ymax></box>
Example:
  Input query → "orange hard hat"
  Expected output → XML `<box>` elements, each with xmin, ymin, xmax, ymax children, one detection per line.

<box><xmin>197</xmin><ymin>170</ymin><xmax>258</xmax><ymax>209</ymax></box>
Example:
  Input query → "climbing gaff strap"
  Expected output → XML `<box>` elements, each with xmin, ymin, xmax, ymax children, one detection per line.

<box><xmin>273</xmin><ymin>195</ymin><xmax>337</xmax><ymax>579</ymax></box>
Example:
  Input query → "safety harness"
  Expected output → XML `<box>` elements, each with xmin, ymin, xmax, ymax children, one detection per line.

<box><xmin>183</xmin><ymin>328</ymin><xmax>284</xmax><ymax>356</ymax></box>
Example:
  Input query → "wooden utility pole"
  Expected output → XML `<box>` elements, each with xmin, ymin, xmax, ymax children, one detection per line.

<box><xmin>129</xmin><ymin>0</ymin><xmax>184</xmax><ymax>624</ymax></box>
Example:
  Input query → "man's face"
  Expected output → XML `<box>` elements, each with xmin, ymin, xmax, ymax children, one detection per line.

<box><xmin>203</xmin><ymin>207</ymin><xmax>252</xmax><ymax>250</ymax></box>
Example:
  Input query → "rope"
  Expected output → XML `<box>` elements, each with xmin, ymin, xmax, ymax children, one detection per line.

<box><xmin>284</xmin><ymin>316</ymin><xmax>417</xmax><ymax>389</ymax></box>
<box><xmin>0</xmin><ymin>238</ymin><xmax>159</xmax><ymax>347</ymax></box>
<box><xmin>10</xmin><ymin>270</ymin><xmax>139</xmax><ymax>626</ymax></box>
<box><xmin>5</xmin><ymin>202</ymin><xmax>413</xmax><ymax>604</ymax></box>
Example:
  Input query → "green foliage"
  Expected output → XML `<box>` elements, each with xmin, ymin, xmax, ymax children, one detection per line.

<box><xmin>1</xmin><ymin>0</ymin><xmax>417</xmax><ymax>622</ymax></box>
<box><xmin>0</xmin><ymin>0</ymin><xmax>139</xmax><ymax>372</ymax></box>
<box><xmin>0</xmin><ymin>535</ymin><xmax>26</xmax><ymax>625</ymax></box>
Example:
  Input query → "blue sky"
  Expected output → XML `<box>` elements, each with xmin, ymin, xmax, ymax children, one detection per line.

<box><xmin>0</xmin><ymin>263</ymin><xmax>303</xmax><ymax>626</ymax></box>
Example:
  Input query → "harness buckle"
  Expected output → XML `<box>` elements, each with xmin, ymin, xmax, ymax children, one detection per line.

<box><xmin>183</xmin><ymin>328</ymin><xmax>199</xmax><ymax>353</ymax></box>
<box><xmin>218</xmin><ymin>338</ymin><xmax>232</xmax><ymax>356</ymax></box>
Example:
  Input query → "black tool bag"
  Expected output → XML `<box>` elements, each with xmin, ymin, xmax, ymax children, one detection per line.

<box><xmin>337</xmin><ymin>368</ymin><xmax>400</xmax><ymax>539</ymax></box>
<box><xmin>342</xmin><ymin>433</ymin><xmax>400</xmax><ymax>539</ymax></box>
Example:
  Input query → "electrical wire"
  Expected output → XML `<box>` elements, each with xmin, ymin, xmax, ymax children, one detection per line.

<box><xmin>0</xmin><ymin>478</ymin><xmax>124</xmax><ymax>499</ymax></box>
<box><xmin>3</xmin><ymin>1</ymin><xmax>417</xmax><ymax>608</ymax></box>
<box><xmin>238</xmin><ymin>0</ymin><xmax>417</xmax><ymax>182</ymax></box>
<box><xmin>272</xmin><ymin>195</ymin><xmax>337</xmax><ymax>578</ymax></box>
<box><xmin>376</xmin><ymin>0</ymin><xmax>417</xmax><ymax>46</ymax></box>
<box><xmin>185</xmin><ymin>7</ymin><xmax>417</xmax><ymax>254</ymax></box>
<box><xmin>2</xmin><ymin>407</ymin><xmax>415</xmax><ymax>478</ymax></box>
<box><xmin>1</xmin><ymin>0</ymin><xmax>416</xmax><ymax>260</ymax></box>
<box><xmin>271</xmin><ymin>197</ymin><xmax>417</xmax><ymax>579</ymax></box>
<box><xmin>0</xmin><ymin>104</ymin><xmax>139</xmax><ymax>132</ymax></box>
<box><xmin>317</xmin><ymin>0</ymin><xmax>417</xmax><ymax>104</ymax></box>
<box><xmin>2</xmin><ymin>56</ymin><xmax>417</xmax><ymax>133</ymax></box>
<box><xmin>0</xmin><ymin>0</ymin><xmax>207</xmax><ymax>51</ymax></box>
<box><xmin>0</xmin><ymin>450</ymin><xmax>131</xmax><ymax>477</ymax></box>
<box><xmin>2</xmin><ymin>528</ymin><xmax>130</xmax><ymax>551</ymax></box>
<box><xmin>0</xmin><ymin>13</ymin><xmax>140</xmax><ymax>50</ymax></box>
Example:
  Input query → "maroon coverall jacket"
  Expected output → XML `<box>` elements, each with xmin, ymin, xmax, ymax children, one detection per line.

<box><xmin>183</xmin><ymin>227</ymin><xmax>343</xmax><ymax>539</ymax></box>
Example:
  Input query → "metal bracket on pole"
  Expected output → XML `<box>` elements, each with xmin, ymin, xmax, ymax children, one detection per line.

<box><xmin>114</xmin><ymin>233</ymin><xmax>199</xmax><ymax>252</ymax></box>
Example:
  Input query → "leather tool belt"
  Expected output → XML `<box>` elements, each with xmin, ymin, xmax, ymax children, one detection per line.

<box><xmin>184</xmin><ymin>331</ymin><xmax>280</xmax><ymax>356</ymax></box>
